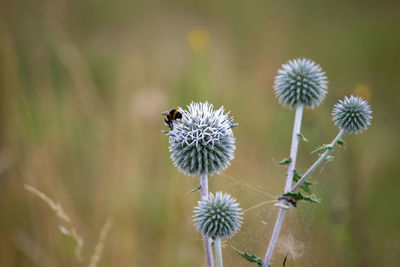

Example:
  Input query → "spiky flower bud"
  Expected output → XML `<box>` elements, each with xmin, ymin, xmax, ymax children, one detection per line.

<box><xmin>193</xmin><ymin>192</ymin><xmax>243</xmax><ymax>239</ymax></box>
<box><xmin>167</xmin><ymin>102</ymin><xmax>236</xmax><ymax>176</ymax></box>
<box><xmin>274</xmin><ymin>58</ymin><xmax>328</xmax><ymax>109</ymax></box>
<box><xmin>332</xmin><ymin>95</ymin><xmax>372</xmax><ymax>134</ymax></box>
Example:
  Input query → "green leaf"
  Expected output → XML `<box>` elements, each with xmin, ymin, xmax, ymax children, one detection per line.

<box><xmin>297</xmin><ymin>132</ymin><xmax>309</xmax><ymax>142</ymax></box>
<box><xmin>337</xmin><ymin>139</ymin><xmax>345</xmax><ymax>147</ymax></box>
<box><xmin>234</xmin><ymin>248</ymin><xmax>264</xmax><ymax>267</ymax></box>
<box><xmin>189</xmin><ymin>185</ymin><xmax>201</xmax><ymax>193</ymax></box>
<box><xmin>292</xmin><ymin>170</ymin><xmax>312</xmax><ymax>194</ymax></box>
<box><xmin>293</xmin><ymin>169</ymin><xmax>302</xmax><ymax>181</ymax></box>
<box><xmin>275</xmin><ymin>157</ymin><xmax>292</xmax><ymax>165</ymax></box>
<box><xmin>312</xmin><ymin>144</ymin><xmax>333</xmax><ymax>154</ymax></box>
<box><xmin>282</xmin><ymin>192</ymin><xmax>320</xmax><ymax>204</ymax></box>
<box><xmin>324</xmin><ymin>155</ymin><xmax>334</xmax><ymax>162</ymax></box>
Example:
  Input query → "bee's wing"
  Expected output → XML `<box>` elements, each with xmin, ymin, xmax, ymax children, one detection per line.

<box><xmin>161</xmin><ymin>111</ymin><xmax>169</xmax><ymax>116</ymax></box>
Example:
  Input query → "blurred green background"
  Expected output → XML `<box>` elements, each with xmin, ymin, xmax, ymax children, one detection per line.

<box><xmin>1</xmin><ymin>0</ymin><xmax>399</xmax><ymax>266</ymax></box>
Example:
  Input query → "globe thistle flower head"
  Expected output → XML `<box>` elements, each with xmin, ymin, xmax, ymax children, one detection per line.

<box><xmin>332</xmin><ymin>95</ymin><xmax>372</xmax><ymax>134</ymax></box>
<box><xmin>274</xmin><ymin>58</ymin><xmax>328</xmax><ymax>109</ymax></box>
<box><xmin>193</xmin><ymin>192</ymin><xmax>243</xmax><ymax>239</ymax></box>
<box><xmin>167</xmin><ymin>102</ymin><xmax>236</xmax><ymax>176</ymax></box>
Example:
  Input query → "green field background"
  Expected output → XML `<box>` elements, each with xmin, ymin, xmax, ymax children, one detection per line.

<box><xmin>1</xmin><ymin>0</ymin><xmax>399</xmax><ymax>266</ymax></box>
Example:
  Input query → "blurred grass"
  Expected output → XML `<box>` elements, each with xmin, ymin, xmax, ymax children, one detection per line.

<box><xmin>1</xmin><ymin>0</ymin><xmax>400</xmax><ymax>266</ymax></box>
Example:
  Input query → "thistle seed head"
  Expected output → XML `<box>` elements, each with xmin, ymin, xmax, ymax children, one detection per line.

<box><xmin>274</xmin><ymin>58</ymin><xmax>328</xmax><ymax>109</ymax></box>
<box><xmin>332</xmin><ymin>95</ymin><xmax>372</xmax><ymax>134</ymax></box>
<box><xmin>167</xmin><ymin>102</ymin><xmax>236</xmax><ymax>176</ymax></box>
<box><xmin>193</xmin><ymin>192</ymin><xmax>243</xmax><ymax>239</ymax></box>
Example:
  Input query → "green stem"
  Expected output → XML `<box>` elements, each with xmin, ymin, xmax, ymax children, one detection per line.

<box><xmin>263</xmin><ymin>104</ymin><xmax>303</xmax><ymax>267</ymax></box>
<box><xmin>200</xmin><ymin>174</ymin><xmax>214</xmax><ymax>267</ymax></box>
<box><xmin>284</xmin><ymin>104</ymin><xmax>304</xmax><ymax>192</ymax></box>
<box><xmin>214</xmin><ymin>237</ymin><xmax>223</xmax><ymax>267</ymax></box>
<box><xmin>291</xmin><ymin>129</ymin><xmax>345</xmax><ymax>192</ymax></box>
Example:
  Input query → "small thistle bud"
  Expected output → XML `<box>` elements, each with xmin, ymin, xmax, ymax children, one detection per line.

<box><xmin>332</xmin><ymin>95</ymin><xmax>372</xmax><ymax>134</ymax></box>
<box><xmin>167</xmin><ymin>102</ymin><xmax>236</xmax><ymax>176</ymax></box>
<box><xmin>274</xmin><ymin>58</ymin><xmax>328</xmax><ymax>109</ymax></box>
<box><xmin>193</xmin><ymin>192</ymin><xmax>243</xmax><ymax>239</ymax></box>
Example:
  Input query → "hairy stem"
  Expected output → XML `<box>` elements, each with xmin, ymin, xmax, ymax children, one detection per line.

<box><xmin>263</xmin><ymin>105</ymin><xmax>303</xmax><ymax>267</ymax></box>
<box><xmin>200</xmin><ymin>174</ymin><xmax>214</xmax><ymax>267</ymax></box>
<box><xmin>291</xmin><ymin>129</ymin><xmax>345</xmax><ymax>192</ymax></box>
<box><xmin>263</xmin><ymin>104</ymin><xmax>303</xmax><ymax>267</ymax></box>
<box><xmin>284</xmin><ymin>104</ymin><xmax>304</xmax><ymax>192</ymax></box>
<box><xmin>214</xmin><ymin>237</ymin><xmax>223</xmax><ymax>267</ymax></box>
<box><xmin>264</xmin><ymin>208</ymin><xmax>285</xmax><ymax>267</ymax></box>
<box><xmin>263</xmin><ymin>129</ymin><xmax>345</xmax><ymax>267</ymax></box>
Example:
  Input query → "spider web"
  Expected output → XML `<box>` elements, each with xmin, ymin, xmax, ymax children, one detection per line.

<box><xmin>211</xmin><ymin>172</ymin><xmax>311</xmax><ymax>266</ymax></box>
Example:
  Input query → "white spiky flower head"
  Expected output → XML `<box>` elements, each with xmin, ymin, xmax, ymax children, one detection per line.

<box><xmin>332</xmin><ymin>95</ymin><xmax>372</xmax><ymax>134</ymax></box>
<box><xmin>166</xmin><ymin>102</ymin><xmax>236</xmax><ymax>176</ymax></box>
<box><xmin>193</xmin><ymin>192</ymin><xmax>243</xmax><ymax>239</ymax></box>
<box><xmin>274</xmin><ymin>58</ymin><xmax>328</xmax><ymax>109</ymax></box>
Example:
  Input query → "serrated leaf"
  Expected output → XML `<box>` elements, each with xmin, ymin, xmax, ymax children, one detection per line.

<box><xmin>282</xmin><ymin>192</ymin><xmax>320</xmax><ymax>204</ymax></box>
<box><xmin>300</xmin><ymin>183</ymin><xmax>312</xmax><ymax>194</ymax></box>
<box><xmin>189</xmin><ymin>185</ymin><xmax>201</xmax><ymax>193</ymax></box>
<box><xmin>275</xmin><ymin>157</ymin><xmax>291</xmax><ymax>165</ymax></box>
<box><xmin>292</xmin><ymin>170</ymin><xmax>312</xmax><ymax>194</ymax></box>
<box><xmin>312</xmin><ymin>144</ymin><xmax>333</xmax><ymax>154</ymax></box>
<box><xmin>337</xmin><ymin>139</ymin><xmax>345</xmax><ymax>147</ymax></box>
<box><xmin>234</xmin><ymin>248</ymin><xmax>263</xmax><ymax>267</ymax></box>
<box><xmin>293</xmin><ymin>169</ymin><xmax>302</xmax><ymax>181</ymax></box>
<box><xmin>297</xmin><ymin>132</ymin><xmax>309</xmax><ymax>142</ymax></box>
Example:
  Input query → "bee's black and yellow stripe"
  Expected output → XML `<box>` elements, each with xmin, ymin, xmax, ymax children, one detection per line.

<box><xmin>162</xmin><ymin>109</ymin><xmax>182</xmax><ymax>130</ymax></box>
<box><xmin>170</xmin><ymin>109</ymin><xmax>181</xmax><ymax>120</ymax></box>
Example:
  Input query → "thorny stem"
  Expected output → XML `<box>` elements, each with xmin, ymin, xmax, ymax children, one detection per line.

<box><xmin>291</xmin><ymin>129</ymin><xmax>345</xmax><ymax>192</ymax></box>
<box><xmin>200</xmin><ymin>174</ymin><xmax>214</xmax><ymax>267</ymax></box>
<box><xmin>214</xmin><ymin>237</ymin><xmax>223</xmax><ymax>267</ymax></box>
<box><xmin>263</xmin><ymin>129</ymin><xmax>346</xmax><ymax>267</ymax></box>
<box><xmin>263</xmin><ymin>104</ymin><xmax>303</xmax><ymax>267</ymax></box>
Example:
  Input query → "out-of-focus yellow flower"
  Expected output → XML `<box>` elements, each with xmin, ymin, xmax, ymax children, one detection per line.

<box><xmin>187</xmin><ymin>28</ymin><xmax>210</xmax><ymax>53</ymax></box>
<box><xmin>354</xmin><ymin>82</ymin><xmax>372</xmax><ymax>100</ymax></box>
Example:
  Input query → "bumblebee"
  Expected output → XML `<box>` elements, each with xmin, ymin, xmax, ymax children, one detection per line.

<box><xmin>161</xmin><ymin>109</ymin><xmax>182</xmax><ymax>130</ymax></box>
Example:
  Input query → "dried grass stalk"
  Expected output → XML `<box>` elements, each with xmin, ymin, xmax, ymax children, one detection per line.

<box><xmin>24</xmin><ymin>184</ymin><xmax>84</xmax><ymax>261</ymax></box>
<box><xmin>88</xmin><ymin>218</ymin><xmax>112</xmax><ymax>267</ymax></box>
